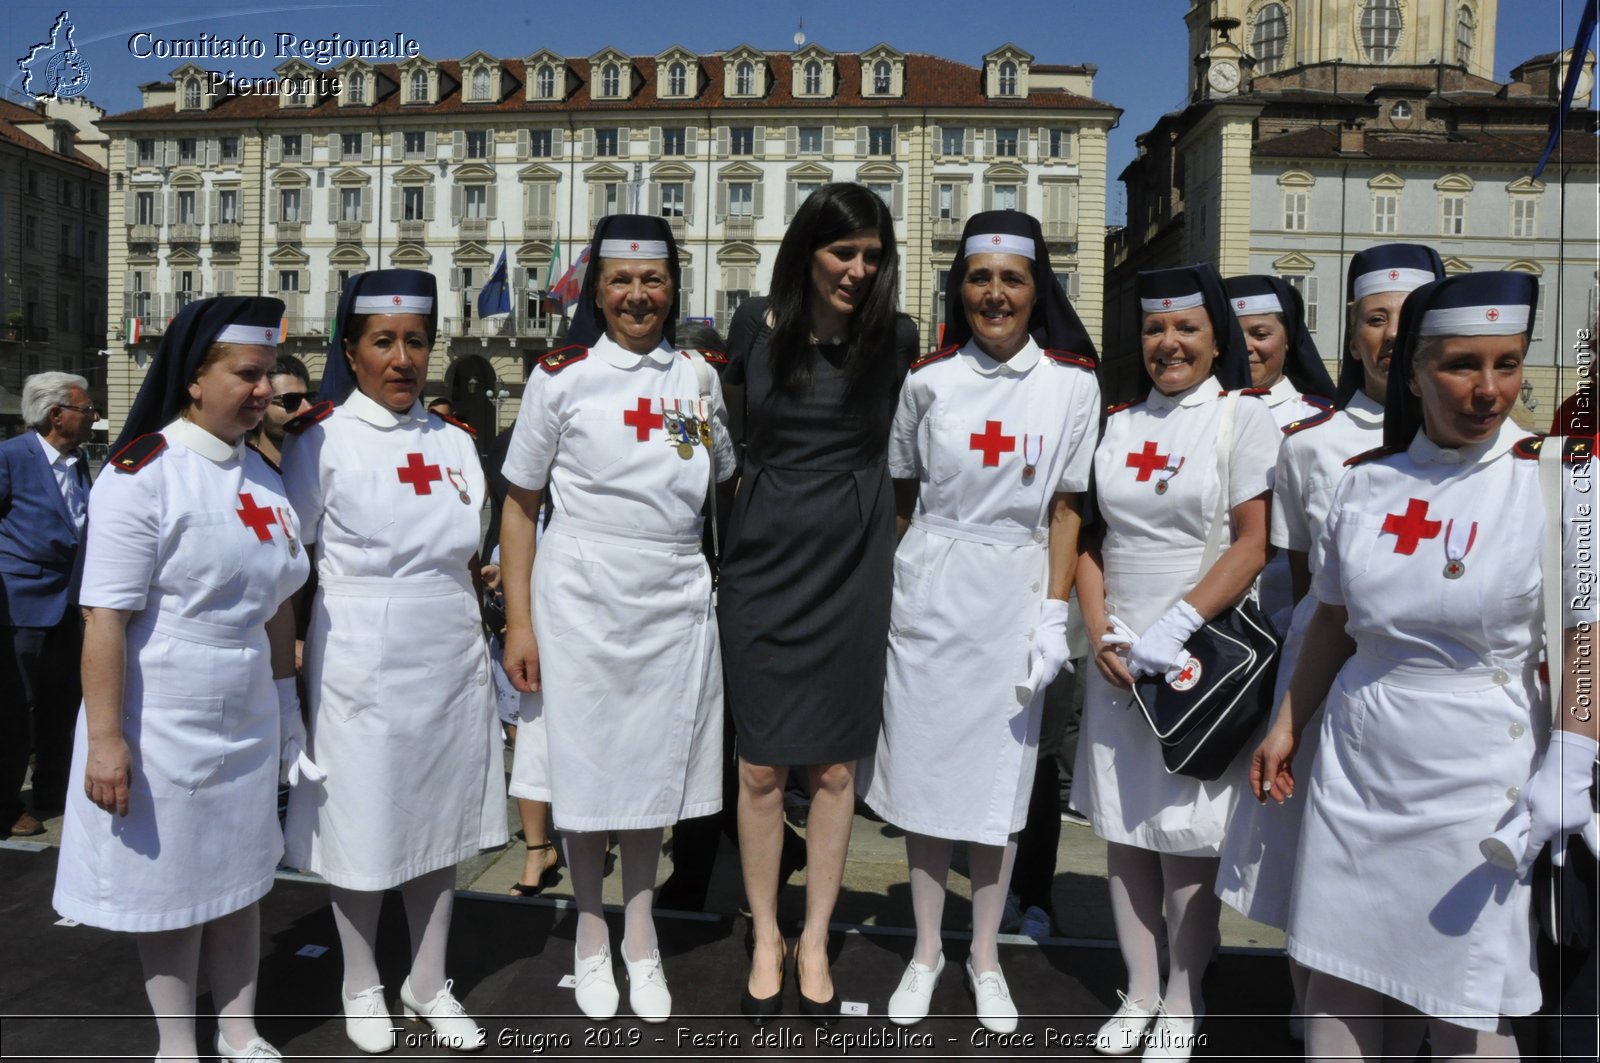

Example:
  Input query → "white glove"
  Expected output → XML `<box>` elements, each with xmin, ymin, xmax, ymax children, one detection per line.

<box><xmin>1124</xmin><ymin>601</ymin><xmax>1205</xmax><ymax>682</ymax></box>
<box><xmin>1480</xmin><ymin>730</ymin><xmax>1598</xmax><ymax>877</ymax></box>
<box><xmin>276</xmin><ymin>676</ymin><xmax>326</xmax><ymax>787</ymax></box>
<box><xmin>1016</xmin><ymin>599</ymin><xmax>1073</xmax><ymax>703</ymax></box>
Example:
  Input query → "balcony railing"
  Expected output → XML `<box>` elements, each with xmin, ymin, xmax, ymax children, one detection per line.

<box><xmin>212</xmin><ymin>222</ymin><xmax>241</xmax><ymax>244</ymax></box>
<box><xmin>169</xmin><ymin>222</ymin><xmax>201</xmax><ymax>243</ymax></box>
<box><xmin>275</xmin><ymin>221</ymin><xmax>304</xmax><ymax>242</ymax></box>
<box><xmin>932</xmin><ymin>217</ymin><xmax>964</xmax><ymax>240</ymax></box>
<box><xmin>397</xmin><ymin>219</ymin><xmax>427</xmax><ymax>242</ymax></box>
<box><xmin>457</xmin><ymin>217</ymin><xmax>489</xmax><ymax>241</ymax></box>
<box><xmin>664</xmin><ymin>215</ymin><xmax>687</xmax><ymax>240</ymax></box>
<box><xmin>442</xmin><ymin>293</ymin><xmax>552</xmax><ymax>339</ymax></box>
<box><xmin>335</xmin><ymin>221</ymin><xmax>364</xmax><ymax>242</ymax></box>
<box><xmin>1040</xmin><ymin>219</ymin><xmax>1078</xmax><ymax>242</ymax></box>
<box><xmin>127</xmin><ymin>223</ymin><xmax>160</xmax><ymax>244</ymax></box>
<box><xmin>724</xmin><ymin>216</ymin><xmax>755</xmax><ymax>239</ymax></box>
<box><xmin>522</xmin><ymin>218</ymin><xmax>554</xmax><ymax>241</ymax></box>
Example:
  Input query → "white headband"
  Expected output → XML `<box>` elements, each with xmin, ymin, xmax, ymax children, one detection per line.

<box><xmin>1140</xmin><ymin>292</ymin><xmax>1205</xmax><ymax>313</ymax></box>
<box><xmin>599</xmin><ymin>238</ymin><xmax>670</xmax><ymax>260</ymax></box>
<box><xmin>1230</xmin><ymin>293</ymin><xmax>1283</xmax><ymax>317</ymax></box>
<box><xmin>216</xmin><ymin>323</ymin><xmax>283</xmax><ymax>345</ymax></box>
<box><xmin>353</xmin><ymin>294</ymin><xmax>435</xmax><ymax>314</ymax></box>
<box><xmin>1419</xmin><ymin>304</ymin><xmax>1531</xmax><ymax>336</ymax></box>
<box><xmin>1352</xmin><ymin>266</ymin><xmax>1436</xmax><ymax>301</ymax></box>
<box><xmin>963</xmin><ymin>233</ymin><xmax>1035</xmax><ymax>260</ymax></box>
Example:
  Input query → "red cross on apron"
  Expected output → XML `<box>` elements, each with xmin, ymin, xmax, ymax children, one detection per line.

<box><xmin>1125</xmin><ymin>441</ymin><xmax>1169</xmax><ymax>482</ymax></box>
<box><xmin>1381</xmin><ymin>498</ymin><xmax>1442</xmax><ymax>554</ymax></box>
<box><xmin>397</xmin><ymin>452</ymin><xmax>442</xmax><ymax>495</ymax></box>
<box><xmin>969</xmin><ymin>420</ymin><xmax>1016</xmax><ymax>467</ymax></box>
<box><xmin>623</xmin><ymin>398</ymin><xmax>664</xmax><ymax>442</ymax></box>
<box><xmin>235</xmin><ymin>492</ymin><xmax>277</xmax><ymax>542</ymax></box>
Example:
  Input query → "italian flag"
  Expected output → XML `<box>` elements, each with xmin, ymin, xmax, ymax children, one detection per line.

<box><xmin>125</xmin><ymin>316</ymin><xmax>140</xmax><ymax>343</ymax></box>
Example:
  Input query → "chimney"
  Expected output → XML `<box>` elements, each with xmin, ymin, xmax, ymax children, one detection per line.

<box><xmin>1339</xmin><ymin>122</ymin><xmax>1367</xmax><ymax>154</ymax></box>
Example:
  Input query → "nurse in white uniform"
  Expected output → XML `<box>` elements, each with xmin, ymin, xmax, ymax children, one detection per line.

<box><xmin>1254</xmin><ymin>271</ymin><xmax>1598</xmax><ymax>1060</ymax></box>
<box><xmin>281</xmin><ymin>270</ymin><xmax>505</xmax><ymax>1053</ymax></box>
<box><xmin>1217</xmin><ymin>245</ymin><xmax>1445</xmax><ymax>1043</ymax></box>
<box><xmin>1074</xmin><ymin>264</ymin><xmax>1279</xmax><ymax>1059</ymax></box>
<box><xmin>862</xmin><ymin>211</ymin><xmax>1100</xmax><ymax>1033</ymax></box>
<box><xmin>53</xmin><ymin>296</ymin><xmax>311</xmax><ymax>1063</ymax></box>
<box><xmin>498</xmin><ymin>215</ymin><xmax>734</xmax><ymax>1024</ymax></box>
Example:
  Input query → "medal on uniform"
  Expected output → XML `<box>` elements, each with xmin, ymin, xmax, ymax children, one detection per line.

<box><xmin>1020</xmin><ymin>434</ymin><xmax>1042</xmax><ymax>483</ymax></box>
<box><xmin>1155</xmin><ymin>457</ymin><xmax>1185</xmax><ymax>495</ymax></box>
<box><xmin>446</xmin><ymin>468</ymin><xmax>472</xmax><ymax>505</ymax></box>
<box><xmin>1441</xmin><ymin>518</ymin><xmax>1477</xmax><ymax>579</ymax></box>
<box><xmin>697</xmin><ymin>400</ymin><xmax>714</xmax><ymax>448</ymax></box>
<box><xmin>275</xmin><ymin>506</ymin><xmax>299</xmax><ymax>557</ymax></box>
<box><xmin>661</xmin><ymin>398</ymin><xmax>695</xmax><ymax>459</ymax></box>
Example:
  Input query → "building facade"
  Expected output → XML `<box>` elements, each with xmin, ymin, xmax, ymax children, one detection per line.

<box><xmin>99</xmin><ymin>44</ymin><xmax>1118</xmax><ymax>441</ymax></box>
<box><xmin>1107</xmin><ymin>0</ymin><xmax>1596</xmax><ymax>413</ymax></box>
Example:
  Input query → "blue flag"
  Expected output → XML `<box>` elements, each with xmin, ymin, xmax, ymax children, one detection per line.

<box><xmin>478</xmin><ymin>248</ymin><xmax>511</xmax><ymax>318</ymax></box>
<box><xmin>1533</xmin><ymin>0</ymin><xmax>1597</xmax><ymax>180</ymax></box>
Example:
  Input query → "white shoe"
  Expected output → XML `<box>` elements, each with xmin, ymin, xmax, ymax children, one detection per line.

<box><xmin>400</xmin><ymin>977</ymin><xmax>483</xmax><ymax>1051</ymax></box>
<box><xmin>215</xmin><ymin>1031</ymin><xmax>282</xmax><ymax>1061</ymax></box>
<box><xmin>623</xmin><ymin>948</ymin><xmax>672</xmax><ymax>1023</ymax></box>
<box><xmin>573</xmin><ymin>944</ymin><xmax>619</xmax><ymax>1021</ymax></box>
<box><xmin>1141</xmin><ymin>1002</ymin><xmax>1204</xmax><ymax>1061</ymax></box>
<box><xmin>965</xmin><ymin>958</ymin><xmax>1018</xmax><ymax>1035</ymax></box>
<box><xmin>886</xmin><ymin>954</ymin><xmax>944</xmax><ymax>1026</ymax></box>
<box><xmin>1094</xmin><ymin>990</ymin><xmax>1158</xmax><ymax>1055</ymax></box>
<box><xmin>341</xmin><ymin>984</ymin><xmax>395</xmax><ymax>1054</ymax></box>
<box><xmin>1019</xmin><ymin>905</ymin><xmax>1052</xmax><ymax>941</ymax></box>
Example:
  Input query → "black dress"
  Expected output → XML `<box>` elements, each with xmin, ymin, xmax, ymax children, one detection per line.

<box><xmin>718</xmin><ymin>298</ymin><xmax>918</xmax><ymax>765</ymax></box>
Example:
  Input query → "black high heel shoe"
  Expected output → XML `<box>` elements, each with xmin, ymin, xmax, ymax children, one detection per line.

<box><xmin>740</xmin><ymin>940</ymin><xmax>787</xmax><ymax>1026</ymax></box>
<box><xmin>508</xmin><ymin>841</ymin><xmax>560</xmax><ymax>897</ymax></box>
<box><xmin>795</xmin><ymin>947</ymin><xmax>839</xmax><ymax>1028</ymax></box>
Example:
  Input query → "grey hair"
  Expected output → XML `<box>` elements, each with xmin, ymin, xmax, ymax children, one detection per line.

<box><xmin>22</xmin><ymin>372</ymin><xmax>90</xmax><ymax>430</ymax></box>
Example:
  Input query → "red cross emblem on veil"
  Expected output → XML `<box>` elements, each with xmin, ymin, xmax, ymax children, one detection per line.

<box><xmin>1236</xmin><ymin>299</ymin><xmax>1246</xmax><ymax>310</ymax></box>
<box><xmin>391</xmin><ymin>295</ymin><xmax>403</xmax><ymax>306</ymax></box>
<box><xmin>1486</xmin><ymin>308</ymin><xmax>1500</xmax><ymax>322</ymax></box>
<box><xmin>1162</xmin><ymin>298</ymin><xmax>1173</xmax><ymax>309</ymax></box>
<box><xmin>1388</xmin><ymin>269</ymin><xmax>1400</xmax><ymax>280</ymax></box>
<box><xmin>630</xmin><ymin>241</ymin><xmax>640</xmax><ymax>252</ymax></box>
<box><xmin>991</xmin><ymin>235</ymin><xmax>1002</xmax><ymax>245</ymax></box>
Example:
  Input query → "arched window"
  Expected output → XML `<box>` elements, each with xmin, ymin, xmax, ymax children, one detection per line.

<box><xmin>409</xmin><ymin>69</ymin><xmax>428</xmax><ymax>102</ymax></box>
<box><xmin>736</xmin><ymin>60</ymin><xmax>755</xmax><ymax>95</ymax></box>
<box><xmin>998</xmin><ymin>60</ymin><xmax>1017</xmax><ymax>95</ymax></box>
<box><xmin>669</xmin><ymin>61</ymin><xmax>687</xmax><ymax>96</ymax></box>
<box><xmin>1360</xmin><ymin>0</ymin><xmax>1402</xmax><ymax>64</ymax></box>
<box><xmin>472</xmin><ymin>68</ymin><xmax>490</xmax><ymax>100</ymax></box>
<box><xmin>347</xmin><ymin>71</ymin><xmax>365</xmax><ymax>101</ymax></box>
<box><xmin>601</xmin><ymin>63</ymin><xmax>621</xmax><ymax>97</ymax></box>
<box><xmin>1252</xmin><ymin>3</ymin><xmax>1288</xmax><ymax>74</ymax></box>
<box><xmin>1455</xmin><ymin>5</ymin><xmax>1474</xmax><ymax>67</ymax></box>
<box><xmin>804</xmin><ymin>60</ymin><xmax>822</xmax><ymax>95</ymax></box>
<box><xmin>184</xmin><ymin>79</ymin><xmax>201</xmax><ymax>108</ymax></box>
<box><xmin>536</xmin><ymin>66</ymin><xmax>555</xmax><ymax>99</ymax></box>
<box><xmin>873</xmin><ymin>60</ymin><xmax>892</xmax><ymax>94</ymax></box>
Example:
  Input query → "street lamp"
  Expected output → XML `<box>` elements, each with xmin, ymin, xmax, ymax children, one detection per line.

<box><xmin>488</xmin><ymin>386</ymin><xmax>510</xmax><ymax>431</ymax></box>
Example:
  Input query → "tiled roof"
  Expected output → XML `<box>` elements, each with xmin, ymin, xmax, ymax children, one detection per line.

<box><xmin>1253</xmin><ymin>124</ymin><xmax>1599</xmax><ymax>164</ymax></box>
<box><xmin>0</xmin><ymin>99</ymin><xmax>106</xmax><ymax>171</ymax></box>
<box><xmin>103</xmin><ymin>51</ymin><xmax>1117</xmax><ymax>123</ymax></box>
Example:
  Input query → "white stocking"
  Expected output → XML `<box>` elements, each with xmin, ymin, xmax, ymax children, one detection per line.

<box><xmin>1157</xmin><ymin>853</ymin><xmax>1220</xmax><ymax>1016</ymax></box>
<box><xmin>618</xmin><ymin>828</ymin><xmax>662</xmax><ymax>963</ymax></box>
<box><xmin>904</xmin><ymin>833</ymin><xmax>953</xmax><ymax>968</ymax></box>
<box><xmin>136</xmin><ymin>925</ymin><xmax>202</xmax><ymax>1063</ymax></box>
<box><xmin>401</xmin><ymin>866</ymin><xmax>456</xmax><ymax>1001</ymax></box>
<box><xmin>202</xmin><ymin>904</ymin><xmax>263</xmax><ymax>1049</ymax></box>
<box><xmin>563</xmin><ymin>831</ymin><xmax>612</xmax><ymax>960</ymax></box>
<box><xmin>968</xmin><ymin>839</ymin><xmax>1018</xmax><ymax>974</ymax></box>
<box><xmin>1305</xmin><ymin>970</ymin><xmax>1385</xmax><ymax>1062</ymax></box>
<box><xmin>329</xmin><ymin>886</ymin><xmax>383</xmax><ymax>994</ymax></box>
<box><xmin>1428</xmin><ymin>1015</ymin><xmax>1521</xmax><ymax>1062</ymax></box>
<box><xmin>1105</xmin><ymin>842</ymin><xmax>1163</xmax><ymax>1003</ymax></box>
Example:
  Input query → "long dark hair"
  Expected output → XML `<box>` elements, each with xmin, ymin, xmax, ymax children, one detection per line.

<box><xmin>766</xmin><ymin>182</ymin><xmax>899</xmax><ymax>396</ymax></box>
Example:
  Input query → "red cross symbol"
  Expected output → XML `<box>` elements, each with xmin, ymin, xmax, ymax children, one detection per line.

<box><xmin>969</xmin><ymin>420</ymin><xmax>1016</xmax><ymax>467</ymax></box>
<box><xmin>1161</xmin><ymin>298</ymin><xmax>1173</xmax><ymax>309</ymax></box>
<box><xmin>236</xmin><ymin>493</ymin><xmax>277</xmax><ymax>542</ymax></box>
<box><xmin>396</xmin><ymin>452</ymin><xmax>442</xmax><ymax>495</ymax></box>
<box><xmin>1381</xmin><ymin>498</ymin><xmax>1442</xmax><ymax>555</ymax></box>
<box><xmin>391</xmin><ymin>295</ymin><xmax>403</xmax><ymax>306</ymax></box>
<box><xmin>263</xmin><ymin>328</ymin><xmax>274</xmax><ymax>340</ymax></box>
<box><xmin>1177</xmin><ymin>662</ymin><xmax>1196</xmax><ymax>684</ymax></box>
<box><xmin>991</xmin><ymin>235</ymin><xmax>1002</xmax><ymax>245</ymax></box>
<box><xmin>622</xmin><ymin>397</ymin><xmax>664</xmax><ymax>441</ymax></box>
<box><xmin>1236</xmin><ymin>299</ymin><xmax>1246</xmax><ymax>310</ymax></box>
<box><xmin>1125</xmin><ymin>441</ymin><xmax>1169</xmax><ymax>482</ymax></box>
<box><xmin>1486</xmin><ymin>308</ymin><xmax>1500</xmax><ymax>322</ymax></box>
<box><xmin>1388</xmin><ymin>269</ymin><xmax>1400</xmax><ymax>280</ymax></box>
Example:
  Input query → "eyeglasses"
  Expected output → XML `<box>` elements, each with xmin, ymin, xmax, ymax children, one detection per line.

<box><xmin>57</xmin><ymin>403</ymin><xmax>97</xmax><ymax>416</ymax></box>
<box><xmin>271</xmin><ymin>393</ymin><xmax>310</xmax><ymax>411</ymax></box>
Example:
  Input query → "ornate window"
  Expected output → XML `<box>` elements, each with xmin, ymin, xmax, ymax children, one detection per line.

<box><xmin>1252</xmin><ymin>3</ymin><xmax>1288</xmax><ymax>74</ymax></box>
<box><xmin>472</xmin><ymin>68</ymin><xmax>490</xmax><ymax>100</ymax></box>
<box><xmin>669</xmin><ymin>61</ymin><xmax>687</xmax><ymax>96</ymax></box>
<box><xmin>184</xmin><ymin>80</ymin><xmax>201</xmax><ymax>108</ymax></box>
<box><xmin>347</xmin><ymin>71</ymin><xmax>365</xmax><ymax>101</ymax></box>
<box><xmin>736</xmin><ymin>60</ymin><xmax>755</xmax><ymax>96</ymax></box>
<box><xmin>873</xmin><ymin>60</ymin><xmax>892</xmax><ymax>94</ymax></box>
<box><xmin>409</xmin><ymin>69</ymin><xmax>428</xmax><ymax>102</ymax></box>
<box><xmin>601</xmin><ymin>63</ymin><xmax>620</xmax><ymax>97</ymax></box>
<box><xmin>1360</xmin><ymin>0</ymin><xmax>1402</xmax><ymax>64</ymax></box>
<box><xmin>1455</xmin><ymin>5</ymin><xmax>1474</xmax><ymax>67</ymax></box>
<box><xmin>805</xmin><ymin>60</ymin><xmax>823</xmax><ymax>95</ymax></box>
<box><xmin>998</xmin><ymin>60</ymin><xmax>1017</xmax><ymax>95</ymax></box>
<box><xmin>537</xmin><ymin>67</ymin><xmax>556</xmax><ymax>98</ymax></box>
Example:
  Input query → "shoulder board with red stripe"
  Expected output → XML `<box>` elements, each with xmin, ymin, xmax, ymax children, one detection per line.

<box><xmin>1043</xmin><ymin>349</ymin><xmax>1096</xmax><ymax>370</ymax></box>
<box><xmin>909</xmin><ymin>345</ymin><xmax>959</xmax><ymax>372</ymax></box>
<box><xmin>245</xmin><ymin>441</ymin><xmax>280</xmax><ymax>474</ymax></box>
<box><xmin>1282</xmin><ymin>405</ymin><xmax>1336</xmax><ymax>436</ymax></box>
<box><xmin>284</xmin><ymin>399</ymin><xmax>335</xmax><ymax>436</ymax></box>
<box><xmin>431</xmin><ymin>411</ymin><xmax>477</xmax><ymax>437</ymax></box>
<box><xmin>692</xmin><ymin>348</ymin><xmax>728</xmax><ymax>366</ymax></box>
<box><xmin>1104</xmin><ymin>398</ymin><xmax>1143</xmax><ymax>416</ymax></box>
<box><xmin>1344</xmin><ymin>444</ymin><xmax>1402</xmax><ymax>467</ymax></box>
<box><xmin>1238</xmin><ymin>387</ymin><xmax>1272</xmax><ymax>398</ymax></box>
<box><xmin>1303</xmin><ymin>394</ymin><xmax>1333</xmax><ymax>411</ymax></box>
<box><xmin>1568</xmin><ymin>436</ymin><xmax>1594</xmax><ymax>463</ymax></box>
<box><xmin>1513</xmin><ymin>435</ymin><xmax>1545</xmax><ymax>459</ymax></box>
<box><xmin>539</xmin><ymin>345</ymin><xmax>588</xmax><ymax>375</ymax></box>
<box><xmin>110</xmin><ymin>433</ymin><xmax>166</xmax><ymax>473</ymax></box>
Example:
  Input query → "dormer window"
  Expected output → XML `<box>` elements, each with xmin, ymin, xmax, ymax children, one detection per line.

<box><xmin>804</xmin><ymin>61</ymin><xmax>823</xmax><ymax>95</ymax></box>
<box><xmin>736</xmin><ymin>61</ymin><xmax>754</xmax><ymax>95</ymax></box>
<box><xmin>472</xmin><ymin>68</ymin><xmax>490</xmax><ymax>100</ymax></box>
<box><xmin>410</xmin><ymin>70</ymin><xmax>428</xmax><ymax>102</ymax></box>
<box><xmin>1390</xmin><ymin>100</ymin><xmax>1412</xmax><ymax>122</ymax></box>
<box><xmin>669</xmin><ymin>61</ymin><xmax>687</xmax><ymax>96</ymax></box>
<box><xmin>347</xmin><ymin>70</ymin><xmax>365</xmax><ymax>101</ymax></box>
<box><xmin>999</xmin><ymin>61</ymin><xmax>1017</xmax><ymax>95</ymax></box>
<box><xmin>537</xmin><ymin>66</ymin><xmax>556</xmax><ymax>98</ymax></box>
<box><xmin>601</xmin><ymin>62</ymin><xmax>621</xmax><ymax>97</ymax></box>
<box><xmin>873</xmin><ymin>60</ymin><xmax>892</xmax><ymax>95</ymax></box>
<box><xmin>184</xmin><ymin>80</ymin><xmax>201</xmax><ymax>108</ymax></box>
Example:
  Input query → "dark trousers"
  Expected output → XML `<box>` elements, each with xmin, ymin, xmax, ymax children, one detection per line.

<box><xmin>1014</xmin><ymin>660</ymin><xmax>1086</xmax><ymax>913</ymax></box>
<box><xmin>0</xmin><ymin>615</ymin><xmax>83</xmax><ymax>821</ymax></box>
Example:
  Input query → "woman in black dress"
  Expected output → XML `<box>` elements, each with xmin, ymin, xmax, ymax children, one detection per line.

<box><xmin>720</xmin><ymin>182</ymin><xmax>918</xmax><ymax>1023</ymax></box>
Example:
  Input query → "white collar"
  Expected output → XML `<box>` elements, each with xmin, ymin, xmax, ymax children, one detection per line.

<box><xmin>1147</xmin><ymin>375</ymin><xmax>1225</xmax><ymax>412</ymax></box>
<box><xmin>346</xmin><ymin>387</ymin><xmax>427</xmax><ymax>428</ymax></box>
<box><xmin>593</xmin><ymin>333</ymin><xmax>676</xmax><ymax>369</ymax></box>
<box><xmin>1263</xmin><ymin>377</ymin><xmax>1299</xmax><ymax>406</ymax></box>
<box><xmin>956</xmin><ymin>336</ymin><xmax>1041</xmax><ymax>377</ymax></box>
<box><xmin>164</xmin><ymin>417</ymin><xmax>245</xmax><ymax>464</ymax></box>
<box><xmin>1406</xmin><ymin>417</ymin><xmax>1521</xmax><ymax>467</ymax></box>
<box><xmin>35</xmin><ymin>432</ymin><xmax>74</xmax><ymax>465</ymax></box>
<box><xmin>1345</xmin><ymin>389</ymin><xmax>1385</xmax><ymax>425</ymax></box>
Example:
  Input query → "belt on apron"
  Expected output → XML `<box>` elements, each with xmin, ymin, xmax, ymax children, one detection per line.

<box><xmin>1356</xmin><ymin>654</ymin><xmax>1540</xmax><ymax>694</ymax></box>
<box><xmin>545</xmin><ymin>513</ymin><xmax>703</xmax><ymax>555</ymax></box>
<box><xmin>911</xmin><ymin>512</ymin><xmax>1042</xmax><ymax>547</ymax></box>
<box><xmin>318</xmin><ymin>571</ymin><xmax>472</xmax><ymax>599</ymax></box>
<box><xmin>129</xmin><ymin>611</ymin><xmax>263</xmax><ymax>649</ymax></box>
<box><xmin>1103</xmin><ymin>545</ymin><xmax>1208</xmax><ymax>576</ymax></box>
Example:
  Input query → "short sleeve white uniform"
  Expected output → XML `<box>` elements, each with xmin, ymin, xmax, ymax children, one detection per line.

<box><xmin>1217</xmin><ymin>389</ymin><xmax>1382</xmax><ymax>926</ymax></box>
<box><xmin>1285</xmin><ymin>422</ymin><xmax>1583</xmax><ymax>1028</ymax></box>
<box><xmin>281</xmin><ymin>391</ymin><xmax>506</xmax><ymax>890</ymax></box>
<box><xmin>1072</xmin><ymin>378</ymin><xmax>1279</xmax><ymax>853</ymax></box>
<box><xmin>54</xmin><ymin>419</ymin><xmax>308</xmax><ymax>931</ymax></box>
<box><xmin>858</xmin><ymin>339</ymin><xmax>1100</xmax><ymax>844</ymax></box>
<box><xmin>1256</xmin><ymin>377</ymin><xmax>1333</xmax><ymax>632</ymax></box>
<box><xmin>502</xmin><ymin>336</ymin><xmax>734</xmax><ymax>832</ymax></box>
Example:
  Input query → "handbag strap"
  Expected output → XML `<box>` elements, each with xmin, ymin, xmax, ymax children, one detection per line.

<box><xmin>1538</xmin><ymin>436</ymin><xmax>1564</xmax><ymax>720</ymax></box>
<box><xmin>1199</xmin><ymin>390</ymin><xmax>1241</xmax><ymax>577</ymax></box>
<box><xmin>685</xmin><ymin>351</ymin><xmax>721</xmax><ymax>597</ymax></box>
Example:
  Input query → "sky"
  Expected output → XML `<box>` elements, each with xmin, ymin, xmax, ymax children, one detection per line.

<box><xmin>6</xmin><ymin>0</ymin><xmax>1595</xmax><ymax>224</ymax></box>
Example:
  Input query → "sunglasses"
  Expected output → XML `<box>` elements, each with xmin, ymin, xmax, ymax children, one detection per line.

<box><xmin>58</xmin><ymin>403</ymin><xmax>98</xmax><ymax>416</ymax></box>
<box><xmin>271</xmin><ymin>393</ymin><xmax>311</xmax><ymax>411</ymax></box>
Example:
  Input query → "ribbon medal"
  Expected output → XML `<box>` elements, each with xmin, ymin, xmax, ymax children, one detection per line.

<box><xmin>1020</xmin><ymin>434</ymin><xmax>1042</xmax><ymax>483</ymax></box>
<box><xmin>274</xmin><ymin>506</ymin><xmax>299</xmax><ymax>557</ymax></box>
<box><xmin>446</xmin><ymin>468</ymin><xmax>472</xmax><ymax>505</ymax></box>
<box><xmin>1441</xmin><ymin>518</ymin><xmax>1477</xmax><ymax>579</ymax></box>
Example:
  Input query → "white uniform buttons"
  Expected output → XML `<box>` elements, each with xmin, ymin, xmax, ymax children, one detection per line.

<box><xmin>1031</xmin><ymin>581</ymin><xmax>1041</xmax><ymax>593</ymax></box>
<box><xmin>476</xmin><ymin>672</ymin><xmax>487</xmax><ymax>686</ymax></box>
<box><xmin>1031</xmin><ymin>530</ymin><xmax>1045</xmax><ymax>544</ymax></box>
<box><xmin>1508</xmin><ymin>722</ymin><xmax>1525</xmax><ymax>739</ymax></box>
<box><xmin>1505</xmin><ymin>786</ymin><xmax>1521</xmax><ymax>802</ymax></box>
<box><xmin>1491</xmin><ymin>669</ymin><xmax>1509</xmax><ymax>686</ymax></box>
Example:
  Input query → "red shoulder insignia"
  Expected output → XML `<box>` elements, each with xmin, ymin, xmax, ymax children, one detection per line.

<box><xmin>432</xmin><ymin>411</ymin><xmax>477</xmax><ymax>437</ymax></box>
<box><xmin>1239</xmin><ymin>387</ymin><xmax>1272</xmax><ymax>397</ymax></box>
<box><xmin>245</xmin><ymin>441</ymin><xmax>280</xmax><ymax>474</ymax></box>
<box><xmin>1044</xmin><ymin>349</ymin><xmax>1096</xmax><ymax>370</ymax></box>
<box><xmin>1104</xmin><ymin>398</ymin><xmax>1143</xmax><ymax>416</ymax></box>
<box><xmin>539</xmin><ymin>345</ymin><xmax>588</xmax><ymax>375</ymax></box>
<box><xmin>1566</xmin><ymin>436</ymin><xmax>1593</xmax><ymax>464</ymax></box>
<box><xmin>284</xmin><ymin>399</ymin><xmax>334</xmax><ymax>436</ymax></box>
<box><xmin>110</xmin><ymin>433</ymin><xmax>166</xmax><ymax>473</ymax></box>
<box><xmin>697</xmin><ymin>348</ymin><xmax>729</xmax><ymax>366</ymax></box>
<box><xmin>1283</xmin><ymin>405</ymin><xmax>1336</xmax><ymax>436</ymax></box>
<box><xmin>1304</xmin><ymin>394</ymin><xmax>1333</xmax><ymax>411</ymax></box>
<box><xmin>909</xmin><ymin>345</ymin><xmax>958</xmax><ymax>372</ymax></box>
<box><xmin>1513</xmin><ymin>435</ymin><xmax>1544</xmax><ymax>460</ymax></box>
<box><xmin>1344</xmin><ymin>444</ymin><xmax>1402</xmax><ymax>467</ymax></box>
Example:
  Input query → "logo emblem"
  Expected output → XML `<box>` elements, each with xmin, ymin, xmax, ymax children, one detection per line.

<box><xmin>1169</xmin><ymin>655</ymin><xmax>1202</xmax><ymax>692</ymax></box>
<box><xmin>1235</xmin><ymin>299</ymin><xmax>1246</xmax><ymax>310</ymax></box>
<box><xmin>392</xmin><ymin>295</ymin><xmax>403</xmax><ymax>306</ymax></box>
<box><xmin>16</xmin><ymin>12</ymin><xmax>91</xmax><ymax>101</ymax></box>
<box><xmin>264</xmin><ymin>328</ymin><xmax>274</xmax><ymax>340</ymax></box>
<box><xmin>1161</xmin><ymin>298</ymin><xmax>1173</xmax><ymax>309</ymax></box>
<box><xmin>991</xmin><ymin>235</ymin><xmax>1003</xmax><ymax>245</ymax></box>
<box><xmin>629</xmin><ymin>241</ymin><xmax>640</xmax><ymax>252</ymax></box>
<box><xmin>1388</xmin><ymin>269</ymin><xmax>1400</xmax><ymax>280</ymax></box>
<box><xmin>1485</xmin><ymin>308</ymin><xmax>1500</xmax><ymax>322</ymax></box>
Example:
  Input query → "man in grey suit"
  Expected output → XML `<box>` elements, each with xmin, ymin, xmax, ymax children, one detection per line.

<box><xmin>0</xmin><ymin>372</ymin><xmax>94</xmax><ymax>835</ymax></box>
